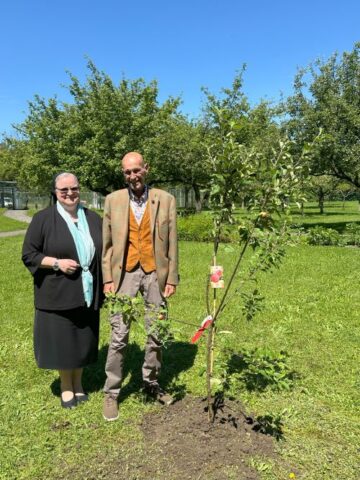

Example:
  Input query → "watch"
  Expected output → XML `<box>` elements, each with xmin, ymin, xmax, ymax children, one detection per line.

<box><xmin>53</xmin><ymin>259</ymin><xmax>60</xmax><ymax>271</ymax></box>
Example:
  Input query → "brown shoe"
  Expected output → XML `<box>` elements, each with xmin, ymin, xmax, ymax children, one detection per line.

<box><xmin>144</xmin><ymin>383</ymin><xmax>174</xmax><ymax>406</ymax></box>
<box><xmin>103</xmin><ymin>394</ymin><xmax>119</xmax><ymax>421</ymax></box>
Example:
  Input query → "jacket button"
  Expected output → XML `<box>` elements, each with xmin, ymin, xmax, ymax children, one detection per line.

<box><xmin>119</xmin><ymin>266</ymin><xmax>122</xmax><ymax>269</ymax></box>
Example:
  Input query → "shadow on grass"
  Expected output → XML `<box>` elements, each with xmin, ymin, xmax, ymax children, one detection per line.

<box><xmin>50</xmin><ymin>341</ymin><xmax>197</xmax><ymax>401</ymax></box>
<box><xmin>50</xmin><ymin>346</ymin><xmax>109</xmax><ymax>397</ymax></box>
<box><xmin>292</xmin><ymin>220</ymin><xmax>360</xmax><ymax>233</ymax></box>
<box><xmin>119</xmin><ymin>340</ymin><xmax>198</xmax><ymax>403</ymax></box>
<box><xmin>292</xmin><ymin>211</ymin><xmax>360</xmax><ymax>217</ymax></box>
<box><xmin>226</xmin><ymin>349</ymin><xmax>299</xmax><ymax>393</ymax></box>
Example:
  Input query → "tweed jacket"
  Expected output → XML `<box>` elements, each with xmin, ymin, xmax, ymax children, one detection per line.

<box><xmin>102</xmin><ymin>187</ymin><xmax>179</xmax><ymax>293</ymax></box>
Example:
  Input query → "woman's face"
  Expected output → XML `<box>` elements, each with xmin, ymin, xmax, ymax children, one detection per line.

<box><xmin>55</xmin><ymin>174</ymin><xmax>80</xmax><ymax>211</ymax></box>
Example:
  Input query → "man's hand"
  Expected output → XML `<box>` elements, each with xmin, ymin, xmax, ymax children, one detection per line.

<box><xmin>103</xmin><ymin>282</ymin><xmax>115</xmax><ymax>294</ymax></box>
<box><xmin>163</xmin><ymin>284</ymin><xmax>176</xmax><ymax>298</ymax></box>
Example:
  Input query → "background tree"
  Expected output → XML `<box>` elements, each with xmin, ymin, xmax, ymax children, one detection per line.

<box><xmin>335</xmin><ymin>181</ymin><xmax>357</xmax><ymax>209</ymax></box>
<box><xmin>286</xmin><ymin>42</ymin><xmax>360</xmax><ymax>188</ymax></box>
<box><xmin>307</xmin><ymin>175</ymin><xmax>339</xmax><ymax>214</ymax></box>
<box><xmin>0</xmin><ymin>141</ymin><xmax>24</xmax><ymax>183</ymax></box>
<box><xmin>145</xmin><ymin>116</ymin><xmax>209</xmax><ymax>211</ymax></box>
<box><xmin>5</xmin><ymin>60</ymin><xmax>181</xmax><ymax>194</ymax></box>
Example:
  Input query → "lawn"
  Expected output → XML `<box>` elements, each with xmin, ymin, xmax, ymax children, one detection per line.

<box><xmin>0</xmin><ymin>234</ymin><xmax>359</xmax><ymax>479</ymax></box>
<box><xmin>0</xmin><ymin>209</ymin><xmax>29</xmax><ymax>232</ymax></box>
<box><xmin>290</xmin><ymin>200</ymin><xmax>360</xmax><ymax>232</ymax></box>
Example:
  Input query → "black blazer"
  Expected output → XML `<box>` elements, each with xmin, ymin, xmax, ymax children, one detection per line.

<box><xmin>22</xmin><ymin>205</ymin><xmax>103</xmax><ymax>311</ymax></box>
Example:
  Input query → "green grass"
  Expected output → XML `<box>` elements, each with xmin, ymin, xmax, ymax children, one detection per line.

<box><xmin>290</xmin><ymin>200</ymin><xmax>360</xmax><ymax>232</ymax></box>
<box><xmin>25</xmin><ymin>208</ymin><xmax>38</xmax><ymax>218</ymax></box>
<box><xmin>1</xmin><ymin>235</ymin><xmax>359</xmax><ymax>479</ymax></box>
<box><xmin>177</xmin><ymin>201</ymin><xmax>360</xmax><ymax>242</ymax></box>
<box><xmin>0</xmin><ymin>209</ymin><xmax>29</xmax><ymax>232</ymax></box>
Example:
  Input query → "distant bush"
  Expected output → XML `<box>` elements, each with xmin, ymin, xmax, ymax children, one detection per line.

<box><xmin>306</xmin><ymin>226</ymin><xmax>342</xmax><ymax>246</ymax></box>
<box><xmin>177</xmin><ymin>208</ymin><xmax>196</xmax><ymax>217</ymax></box>
<box><xmin>344</xmin><ymin>223</ymin><xmax>360</xmax><ymax>246</ymax></box>
<box><xmin>177</xmin><ymin>213</ymin><xmax>236</xmax><ymax>242</ymax></box>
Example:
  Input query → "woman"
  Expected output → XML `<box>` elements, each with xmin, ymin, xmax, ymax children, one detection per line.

<box><xmin>22</xmin><ymin>173</ymin><xmax>103</xmax><ymax>408</ymax></box>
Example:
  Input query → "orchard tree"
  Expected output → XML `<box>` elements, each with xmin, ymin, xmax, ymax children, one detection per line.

<box><xmin>286</xmin><ymin>42</ymin><xmax>360</xmax><ymax>188</ymax></box>
<box><xmin>307</xmin><ymin>175</ymin><xmax>338</xmax><ymax>214</ymax></box>
<box><xmin>7</xmin><ymin>60</ymin><xmax>181</xmax><ymax>194</ymax></box>
<box><xmin>335</xmin><ymin>181</ymin><xmax>357</xmax><ymax>209</ymax></box>
<box><xmin>145</xmin><ymin>115</ymin><xmax>209</xmax><ymax>211</ymax></box>
<box><xmin>0</xmin><ymin>141</ymin><xmax>20</xmax><ymax>182</ymax></box>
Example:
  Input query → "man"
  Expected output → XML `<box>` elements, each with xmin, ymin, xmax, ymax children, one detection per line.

<box><xmin>102</xmin><ymin>151</ymin><xmax>179</xmax><ymax>421</ymax></box>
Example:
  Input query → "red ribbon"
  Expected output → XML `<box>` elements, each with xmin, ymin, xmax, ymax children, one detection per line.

<box><xmin>191</xmin><ymin>316</ymin><xmax>213</xmax><ymax>343</ymax></box>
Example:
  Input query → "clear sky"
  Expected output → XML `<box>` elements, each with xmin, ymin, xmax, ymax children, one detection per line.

<box><xmin>1</xmin><ymin>0</ymin><xmax>359</xmax><ymax>135</ymax></box>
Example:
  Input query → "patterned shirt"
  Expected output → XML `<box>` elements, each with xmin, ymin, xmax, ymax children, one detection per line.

<box><xmin>129</xmin><ymin>185</ymin><xmax>148</xmax><ymax>225</ymax></box>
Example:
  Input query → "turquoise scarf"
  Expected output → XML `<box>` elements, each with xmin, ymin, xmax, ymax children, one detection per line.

<box><xmin>56</xmin><ymin>202</ymin><xmax>95</xmax><ymax>307</ymax></box>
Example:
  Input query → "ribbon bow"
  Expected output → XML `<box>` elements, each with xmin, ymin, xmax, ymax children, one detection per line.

<box><xmin>190</xmin><ymin>315</ymin><xmax>213</xmax><ymax>343</ymax></box>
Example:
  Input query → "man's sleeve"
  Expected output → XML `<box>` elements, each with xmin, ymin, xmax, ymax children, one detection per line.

<box><xmin>102</xmin><ymin>195</ymin><xmax>113</xmax><ymax>283</ymax></box>
<box><xmin>166</xmin><ymin>195</ymin><xmax>179</xmax><ymax>286</ymax></box>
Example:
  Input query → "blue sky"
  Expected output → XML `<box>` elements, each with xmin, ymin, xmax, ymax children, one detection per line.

<box><xmin>1</xmin><ymin>0</ymin><xmax>359</xmax><ymax>135</ymax></box>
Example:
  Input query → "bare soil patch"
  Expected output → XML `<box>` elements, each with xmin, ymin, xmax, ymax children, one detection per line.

<box><xmin>56</xmin><ymin>396</ymin><xmax>281</xmax><ymax>480</ymax></box>
<box><xmin>139</xmin><ymin>395</ymin><xmax>278</xmax><ymax>480</ymax></box>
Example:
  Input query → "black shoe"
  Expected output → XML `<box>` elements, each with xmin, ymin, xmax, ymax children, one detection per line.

<box><xmin>143</xmin><ymin>383</ymin><xmax>174</xmax><ymax>406</ymax></box>
<box><xmin>75</xmin><ymin>393</ymin><xmax>89</xmax><ymax>404</ymax></box>
<box><xmin>61</xmin><ymin>395</ymin><xmax>77</xmax><ymax>409</ymax></box>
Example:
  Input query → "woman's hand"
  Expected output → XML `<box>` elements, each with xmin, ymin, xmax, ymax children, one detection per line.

<box><xmin>58</xmin><ymin>259</ymin><xmax>80</xmax><ymax>275</ymax></box>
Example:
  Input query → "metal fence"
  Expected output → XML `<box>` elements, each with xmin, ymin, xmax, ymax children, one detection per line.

<box><xmin>1</xmin><ymin>180</ymin><xmax>197</xmax><ymax>211</ymax></box>
<box><xmin>0</xmin><ymin>180</ymin><xmax>17</xmax><ymax>208</ymax></box>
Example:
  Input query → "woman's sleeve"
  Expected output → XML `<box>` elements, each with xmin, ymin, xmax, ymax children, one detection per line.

<box><xmin>22</xmin><ymin>213</ymin><xmax>46</xmax><ymax>275</ymax></box>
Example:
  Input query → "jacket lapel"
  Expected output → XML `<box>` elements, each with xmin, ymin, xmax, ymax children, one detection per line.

<box><xmin>118</xmin><ymin>189</ymin><xmax>130</xmax><ymax>226</ymax></box>
<box><xmin>149</xmin><ymin>189</ymin><xmax>159</xmax><ymax>234</ymax></box>
<box><xmin>117</xmin><ymin>190</ymin><xmax>130</xmax><ymax>252</ymax></box>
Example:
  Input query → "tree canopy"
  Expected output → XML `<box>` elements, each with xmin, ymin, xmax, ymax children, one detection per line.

<box><xmin>286</xmin><ymin>42</ymin><xmax>360</xmax><ymax>189</ymax></box>
<box><xmin>3</xmin><ymin>44</ymin><xmax>359</xmax><ymax>206</ymax></box>
<box><xmin>4</xmin><ymin>60</ymin><xmax>181</xmax><ymax>194</ymax></box>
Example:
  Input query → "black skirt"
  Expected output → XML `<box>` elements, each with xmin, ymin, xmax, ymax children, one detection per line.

<box><xmin>34</xmin><ymin>307</ymin><xmax>99</xmax><ymax>369</ymax></box>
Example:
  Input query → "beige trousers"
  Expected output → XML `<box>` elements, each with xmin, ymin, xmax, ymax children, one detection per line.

<box><xmin>103</xmin><ymin>267</ymin><xmax>165</xmax><ymax>397</ymax></box>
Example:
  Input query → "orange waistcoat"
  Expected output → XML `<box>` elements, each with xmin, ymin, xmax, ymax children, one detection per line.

<box><xmin>125</xmin><ymin>203</ymin><xmax>156</xmax><ymax>273</ymax></box>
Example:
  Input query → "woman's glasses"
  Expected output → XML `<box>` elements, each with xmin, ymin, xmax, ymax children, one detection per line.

<box><xmin>56</xmin><ymin>187</ymin><xmax>80</xmax><ymax>194</ymax></box>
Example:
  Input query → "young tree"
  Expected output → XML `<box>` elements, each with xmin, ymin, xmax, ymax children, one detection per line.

<box><xmin>198</xmin><ymin>107</ymin><xmax>308</xmax><ymax>421</ymax></box>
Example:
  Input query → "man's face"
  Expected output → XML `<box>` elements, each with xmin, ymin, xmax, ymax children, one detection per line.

<box><xmin>122</xmin><ymin>155</ymin><xmax>148</xmax><ymax>196</ymax></box>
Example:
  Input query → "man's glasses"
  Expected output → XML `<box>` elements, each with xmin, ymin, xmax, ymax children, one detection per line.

<box><xmin>56</xmin><ymin>187</ymin><xmax>80</xmax><ymax>194</ymax></box>
<box><xmin>123</xmin><ymin>168</ymin><xmax>143</xmax><ymax>176</ymax></box>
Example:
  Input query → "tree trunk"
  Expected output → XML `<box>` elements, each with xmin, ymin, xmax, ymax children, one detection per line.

<box><xmin>318</xmin><ymin>188</ymin><xmax>325</xmax><ymax>214</ymax></box>
<box><xmin>184</xmin><ymin>185</ymin><xmax>190</xmax><ymax>210</ymax></box>
<box><xmin>193</xmin><ymin>184</ymin><xmax>202</xmax><ymax>213</ymax></box>
<box><xmin>206</xmin><ymin>322</ymin><xmax>215</xmax><ymax>422</ymax></box>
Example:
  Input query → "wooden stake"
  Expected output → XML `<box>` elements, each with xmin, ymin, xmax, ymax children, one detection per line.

<box><xmin>206</xmin><ymin>254</ymin><xmax>218</xmax><ymax>422</ymax></box>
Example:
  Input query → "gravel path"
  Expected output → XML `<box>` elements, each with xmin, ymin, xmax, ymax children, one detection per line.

<box><xmin>0</xmin><ymin>209</ymin><xmax>31</xmax><ymax>238</ymax></box>
<box><xmin>0</xmin><ymin>230</ymin><xmax>27</xmax><ymax>238</ymax></box>
<box><xmin>4</xmin><ymin>209</ymin><xmax>32</xmax><ymax>223</ymax></box>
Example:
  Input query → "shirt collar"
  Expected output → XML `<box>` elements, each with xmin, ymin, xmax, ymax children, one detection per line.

<box><xmin>128</xmin><ymin>184</ymin><xmax>148</xmax><ymax>205</ymax></box>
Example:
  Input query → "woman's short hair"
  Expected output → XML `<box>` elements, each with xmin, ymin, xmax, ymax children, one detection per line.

<box><xmin>51</xmin><ymin>172</ymin><xmax>79</xmax><ymax>203</ymax></box>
